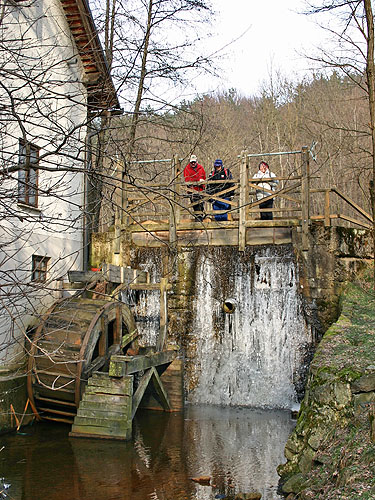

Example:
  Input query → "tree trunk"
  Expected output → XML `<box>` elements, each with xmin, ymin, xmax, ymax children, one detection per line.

<box><xmin>128</xmin><ymin>0</ymin><xmax>153</xmax><ymax>154</ymax></box>
<box><xmin>364</xmin><ymin>0</ymin><xmax>375</xmax><ymax>285</ymax></box>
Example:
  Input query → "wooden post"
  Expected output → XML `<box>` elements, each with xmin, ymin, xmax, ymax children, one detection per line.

<box><xmin>169</xmin><ymin>155</ymin><xmax>180</xmax><ymax>247</ymax></box>
<box><xmin>324</xmin><ymin>189</ymin><xmax>331</xmax><ymax>227</ymax></box>
<box><xmin>301</xmin><ymin>146</ymin><xmax>310</xmax><ymax>251</ymax></box>
<box><xmin>156</xmin><ymin>277</ymin><xmax>168</xmax><ymax>352</ymax></box>
<box><xmin>239</xmin><ymin>150</ymin><xmax>249</xmax><ymax>251</ymax></box>
<box><xmin>114</xmin><ymin>207</ymin><xmax>121</xmax><ymax>254</ymax></box>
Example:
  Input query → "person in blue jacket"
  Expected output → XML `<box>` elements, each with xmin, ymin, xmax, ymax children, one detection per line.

<box><xmin>207</xmin><ymin>159</ymin><xmax>234</xmax><ymax>221</ymax></box>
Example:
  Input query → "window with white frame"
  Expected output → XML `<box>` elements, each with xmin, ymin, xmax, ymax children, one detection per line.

<box><xmin>18</xmin><ymin>140</ymin><xmax>39</xmax><ymax>207</ymax></box>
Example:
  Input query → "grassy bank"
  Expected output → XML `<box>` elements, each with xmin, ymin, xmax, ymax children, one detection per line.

<box><xmin>278</xmin><ymin>267</ymin><xmax>375</xmax><ymax>499</ymax></box>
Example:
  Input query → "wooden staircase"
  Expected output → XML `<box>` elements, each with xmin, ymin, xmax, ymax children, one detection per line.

<box><xmin>70</xmin><ymin>372</ymin><xmax>133</xmax><ymax>440</ymax></box>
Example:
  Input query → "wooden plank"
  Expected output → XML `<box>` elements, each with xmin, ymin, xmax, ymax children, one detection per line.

<box><xmin>38</xmin><ymin>407</ymin><xmax>76</xmax><ymax>417</ymax></box>
<box><xmin>245</xmin><ymin>219</ymin><xmax>300</xmax><ymax>227</ymax></box>
<box><xmin>35</xmin><ymin>358</ymin><xmax>78</xmax><ymax>376</ymax></box>
<box><xmin>68</xmin><ymin>270</ymin><xmax>102</xmax><ymax>283</ymax></box>
<box><xmin>42</xmin><ymin>416</ymin><xmax>74</xmax><ymax>424</ymax></box>
<box><xmin>246</xmin><ymin>227</ymin><xmax>292</xmax><ymax>245</ymax></box>
<box><xmin>83</xmin><ymin>393</ymin><xmax>130</xmax><ymax>405</ymax></box>
<box><xmin>69</xmin><ymin>428</ymin><xmax>131</xmax><ymax>440</ymax></box>
<box><xmin>76</xmin><ymin>407</ymin><xmax>130</xmax><ymax>419</ymax></box>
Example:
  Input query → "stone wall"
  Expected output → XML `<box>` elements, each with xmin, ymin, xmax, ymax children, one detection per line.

<box><xmin>0</xmin><ymin>367</ymin><xmax>31</xmax><ymax>433</ymax></box>
<box><xmin>292</xmin><ymin>225</ymin><xmax>373</xmax><ymax>335</ymax></box>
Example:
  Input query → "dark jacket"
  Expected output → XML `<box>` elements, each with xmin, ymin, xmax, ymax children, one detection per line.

<box><xmin>207</xmin><ymin>167</ymin><xmax>235</xmax><ymax>198</ymax></box>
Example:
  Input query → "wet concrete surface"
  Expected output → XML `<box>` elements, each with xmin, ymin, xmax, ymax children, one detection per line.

<box><xmin>0</xmin><ymin>405</ymin><xmax>294</xmax><ymax>500</ymax></box>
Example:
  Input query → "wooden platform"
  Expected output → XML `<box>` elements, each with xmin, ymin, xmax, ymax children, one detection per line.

<box><xmin>131</xmin><ymin>224</ymin><xmax>293</xmax><ymax>247</ymax></box>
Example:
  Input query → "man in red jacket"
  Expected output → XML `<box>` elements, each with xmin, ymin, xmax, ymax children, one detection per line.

<box><xmin>183</xmin><ymin>154</ymin><xmax>206</xmax><ymax>221</ymax></box>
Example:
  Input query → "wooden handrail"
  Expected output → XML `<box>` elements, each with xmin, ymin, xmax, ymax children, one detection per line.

<box><xmin>114</xmin><ymin>150</ymin><xmax>374</xmax><ymax>251</ymax></box>
<box><xmin>331</xmin><ymin>188</ymin><xmax>373</xmax><ymax>223</ymax></box>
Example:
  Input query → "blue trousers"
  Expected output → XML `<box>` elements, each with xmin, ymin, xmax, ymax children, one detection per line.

<box><xmin>212</xmin><ymin>198</ymin><xmax>230</xmax><ymax>221</ymax></box>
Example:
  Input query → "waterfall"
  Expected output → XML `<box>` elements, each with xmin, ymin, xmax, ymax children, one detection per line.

<box><xmin>188</xmin><ymin>246</ymin><xmax>313</xmax><ymax>409</ymax></box>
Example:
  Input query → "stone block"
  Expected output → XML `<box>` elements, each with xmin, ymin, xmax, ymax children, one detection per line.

<box><xmin>298</xmin><ymin>446</ymin><xmax>316</xmax><ymax>474</ymax></box>
<box><xmin>307</xmin><ymin>426</ymin><xmax>329</xmax><ymax>450</ymax></box>
<box><xmin>333</xmin><ymin>382</ymin><xmax>352</xmax><ymax>409</ymax></box>
<box><xmin>351</xmin><ymin>374</ymin><xmax>375</xmax><ymax>393</ymax></box>
<box><xmin>353</xmin><ymin>392</ymin><xmax>375</xmax><ymax>406</ymax></box>
<box><xmin>282</xmin><ymin>473</ymin><xmax>307</xmax><ymax>494</ymax></box>
<box><xmin>0</xmin><ymin>370</ymin><xmax>30</xmax><ymax>432</ymax></box>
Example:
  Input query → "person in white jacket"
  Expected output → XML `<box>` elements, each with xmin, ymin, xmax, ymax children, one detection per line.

<box><xmin>253</xmin><ymin>161</ymin><xmax>279</xmax><ymax>220</ymax></box>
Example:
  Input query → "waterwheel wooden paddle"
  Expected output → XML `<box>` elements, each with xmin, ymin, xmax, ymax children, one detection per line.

<box><xmin>27</xmin><ymin>297</ymin><xmax>137</xmax><ymax>424</ymax></box>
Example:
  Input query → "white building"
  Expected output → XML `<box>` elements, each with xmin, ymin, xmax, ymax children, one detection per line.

<box><xmin>0</xmin><ymin>0</ymin><xmax>118</xmax><ymax>414</ymax></box>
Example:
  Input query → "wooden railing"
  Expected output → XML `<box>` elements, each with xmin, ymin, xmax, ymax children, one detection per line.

<box><xmin>113</xmin><ymin>148</ymin><xmax>373</xmax><ymax>251</ymax></box>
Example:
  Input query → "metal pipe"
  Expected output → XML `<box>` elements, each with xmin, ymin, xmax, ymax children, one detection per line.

<box><xmin>223</xmin><ymin>298</ymin><xmax>237</xmax><ymax>314</ymax></box>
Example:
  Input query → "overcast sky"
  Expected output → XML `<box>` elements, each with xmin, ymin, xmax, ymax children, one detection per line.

<box><xmin>194</xmin><ymin>0</ymin><xmax>328</xmax><ymax>97</ymax></box>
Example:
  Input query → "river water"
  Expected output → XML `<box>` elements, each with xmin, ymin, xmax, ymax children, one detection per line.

<box><xmin>0</xmin><ymin>405</ymin><xmax>294</xmax><ymax>500</ymax></box>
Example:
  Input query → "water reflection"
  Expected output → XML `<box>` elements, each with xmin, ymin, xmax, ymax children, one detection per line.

<box><xmin>0</xmin><ymin>406</ymin><xmax>293</xmax><ymax>500</ymax></box>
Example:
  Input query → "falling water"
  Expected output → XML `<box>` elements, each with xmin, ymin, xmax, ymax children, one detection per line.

<box><xmin>121</xmin><ymin>288</ymin><xmax>160</xmax><ymax>346</ymax></box>
<box><xmin>188</xmin><ymin>246</ymin><xmax>313</xmax><ymax>409</ymax></box>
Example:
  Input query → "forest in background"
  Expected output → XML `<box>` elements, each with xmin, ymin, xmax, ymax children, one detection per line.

<box><xmin>96</xmin><ymin>71</ymin><xmax>372</xmax><ymax>229</ymax></box>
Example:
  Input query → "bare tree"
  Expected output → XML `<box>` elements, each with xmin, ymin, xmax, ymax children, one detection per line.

<box><xmin>304</xmin><ymin>0</ymin><xmax>375</xmax><ymax>279</ymax></box>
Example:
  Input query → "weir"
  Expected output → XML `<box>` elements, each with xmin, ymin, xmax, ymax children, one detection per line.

<box><xmin>188</xmin><ymin>247</ymin><xmax>312</xmax><ymax>408</ymax></box>
<box><xmin>128</xmin><ymin>245</ymin><xmax>314</xmax><ymax>410</ymax></box>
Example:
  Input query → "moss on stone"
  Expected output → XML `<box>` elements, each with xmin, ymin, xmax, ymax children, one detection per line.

<box><xmin>279</xmin><ymin>266</ymin><xmax>375</xmax><ymax>498</ymax></box>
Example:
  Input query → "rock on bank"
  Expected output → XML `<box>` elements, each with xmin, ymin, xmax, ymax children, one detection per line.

<box><xmin>278</xmin><ymin>269</ymin><xmax>375</xmax><ymax>499</ymax></box>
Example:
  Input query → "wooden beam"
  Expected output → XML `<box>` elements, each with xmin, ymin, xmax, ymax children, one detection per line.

<box><xmin>131</xmin><ymin>368</ymin><xmax>154</xmax><ymax>418</ymax></box>
<box><xmin>150</xmin><ymin>368</ymin><xmax>171</xmax><ymax>411</ymax></box>
<box><xmin>121</xmin><ymin>329</ymin><xmax>139</xmax><ymax>349</ymax></box>
<box><xmin>156</xmin><ymin>278</ymin><xmax>168</xmax><ymax>352</ymax></box>
<box><xmin>169</xmin><ymin>155</ymin><xmax>180</xmax><ymax>247</ymax></box>
<box><xmin>239</xmin><ymin>150</ymin><xmax>248</xmax><ymax>251</ymax></box>
<box><xmin>324</xmin><ymin>190</ymin><xmax>330</xmax><ymax>227</ymax></box>
<box><xmin>332</xmin><ymin>188</ymin><xmax>373</xmax><ymax>223</ymax></box>
<box><xmin>131</xmin><ymin>367</ymin><xmax>171</xmax><ymax>419</ymax></box>
<box><xmin>109</xmin><ymin>350</ymin><xmax>177</xmax><ymax>377</ymax></box>
<box><xmin>128</xmin><ymin>282</ymin><xmax>172</xmax><ymax>291</ymax></box>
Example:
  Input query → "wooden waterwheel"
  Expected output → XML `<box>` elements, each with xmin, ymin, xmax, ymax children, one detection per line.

<box><xmin>27</xmin><ymin>297</ymin><xmax>137</xmax><ymax>424</ymax></box>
